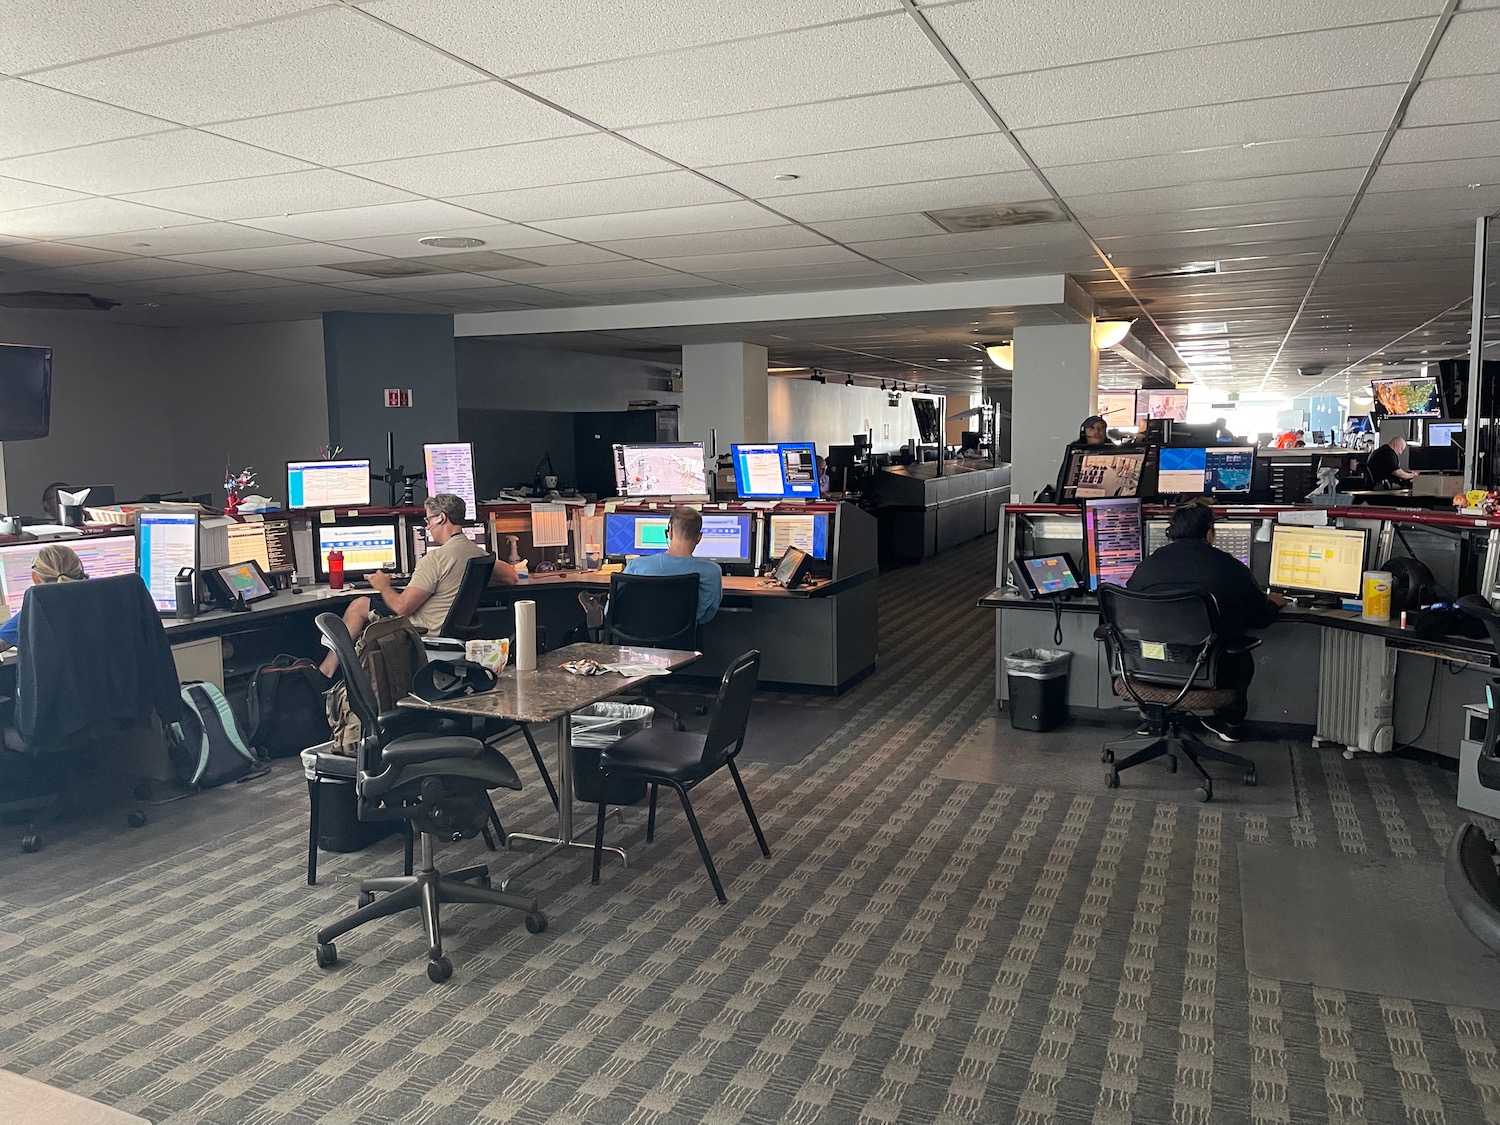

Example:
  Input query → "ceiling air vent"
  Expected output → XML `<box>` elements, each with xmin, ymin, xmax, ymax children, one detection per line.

<box><xmin>923</xmin><ymin>199</ymin><xmax>1069</xmax><ymax>233</ymax></box>
<box><xmin>0</xmin><ymin>290</ymin><xmax>118</xmax><ymax>310</ymax></box>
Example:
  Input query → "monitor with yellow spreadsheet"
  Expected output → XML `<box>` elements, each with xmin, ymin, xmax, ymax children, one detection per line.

<box><xmin>1268</xmin><ymin>525</ymin><xmax>1367</xmax><ymax>606</ymax></box>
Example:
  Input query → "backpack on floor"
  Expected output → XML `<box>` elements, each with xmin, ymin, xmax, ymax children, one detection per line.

<box><xmin>168</xmin><ymin>681</ymin><xmax>259</xmax><ymax>788</ymax></box>
<box><xmin>247</xmin><ymin>655</ymin><xmax>331</xmax><ymax>758</ymax></box>
<box><xmin>325</xmin><ymin>617</ymin><xmax>428</xmax><ymax>757</ymax></box>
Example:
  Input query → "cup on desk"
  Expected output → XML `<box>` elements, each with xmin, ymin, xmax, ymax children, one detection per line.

<box><xmin>584</xmin><ymin>542</ymin><xmax>601</xmax><ymax>571</ymax></box>
<box><xmin>465</xmin><ymin>638</ymin><xmax>509</xmax><ymax>673</ymax></box>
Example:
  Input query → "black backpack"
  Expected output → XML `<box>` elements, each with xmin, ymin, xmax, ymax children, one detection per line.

<box><xmin>247</xmin><ymin>655</ymin><xmax>331</xmax><ymax>757</ymax></box>
<box><xmin>168</xmin><ymin>681</ymin><xmax>260</xmax><ymax>788</ymax></box>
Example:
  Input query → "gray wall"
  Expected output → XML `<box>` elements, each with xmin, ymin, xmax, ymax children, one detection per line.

<box><xmin>456</xmin><ymin>339</ymin><xmax>679</xmax><ymax>413</ymax></box>
<box><xmin>768</xmin><ymin>378</ymin><xmax>933</xmax><ymax>455</ymax></box>
<box><xmin>458</xmin><ymin>407</ymin><xmax>577</xmax><ymax>499</ymax></box>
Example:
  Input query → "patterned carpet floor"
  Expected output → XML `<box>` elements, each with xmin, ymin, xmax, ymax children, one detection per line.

<box><xmin>2</xmin><ymin>533</ymin><xmax>1499</xmax><ymax>1124</ymax></box>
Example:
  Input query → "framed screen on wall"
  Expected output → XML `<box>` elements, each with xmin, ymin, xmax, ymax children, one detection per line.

<box><xmin>0</xmin><ymin>344</ymin><xmax>52</xmax><ymax>441</ymax></box>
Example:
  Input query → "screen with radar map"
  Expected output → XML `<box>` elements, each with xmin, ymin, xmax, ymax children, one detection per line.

<box><xmin>612</xmin><ymin>443</ymin><xmax>707</xmax><ymax>497</ymax></box>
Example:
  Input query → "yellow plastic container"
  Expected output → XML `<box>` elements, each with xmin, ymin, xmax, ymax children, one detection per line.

<box><xmin>1362</xmin><ymin>570</ymin><xmax>1392</xmax><ymax>622</ymax></box>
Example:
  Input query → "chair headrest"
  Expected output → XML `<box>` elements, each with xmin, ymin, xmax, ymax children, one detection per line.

<box><xmin>410</xmin><ymin>659</ymin><xmax>497</xmax><ymax>702</ymax></box>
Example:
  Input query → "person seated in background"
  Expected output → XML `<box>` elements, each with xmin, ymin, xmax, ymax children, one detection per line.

<box><xmin>1069</xmin><ymin>415</ymin><xmax>1114</xmax><ymax>451</ymax></box>
<box><xmin>1275</xmin><ymin>429</ymin><xmax>1305</xmax><ymax>449</ymax></box>
<box><xmin>0</xmin><ymin>544</ymin><xmax>87</xmax><ymax>650</ymax></box>
<box><xmin>1212</xmin><ymin>417</ymin><xmax>1236</xmax><ymax>442</ymax></box>
<box><xmin>1368</xmin><ymin>436</ymin><xmax>1420</xmax><ymax>489</ymax></box>
<box><xmin>623</xmin><ymin>505</ymin><xmax>723</xmax><ymax>625</ymax></box>
<box><xmin>1126</xmin><ymin>499</ymin><xmax>1285</xmax><ymax>743</ymax></box>
<box><xmin>318</xmin><ymin>493</ymin><xmax>517</xmax><ymax>677</ymax></box>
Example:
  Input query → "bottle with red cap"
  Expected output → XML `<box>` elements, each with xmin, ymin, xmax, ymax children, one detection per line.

<box><xmin>327</xmin><ymin>549</ymin><xmax>344</xmax><ymax>590</ymax></box>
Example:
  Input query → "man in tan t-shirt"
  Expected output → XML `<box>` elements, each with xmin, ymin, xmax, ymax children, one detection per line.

<box><xmin>318</xmin><ymin>492</ymin><xmax>517</xmax><ymax>676</ymax></box>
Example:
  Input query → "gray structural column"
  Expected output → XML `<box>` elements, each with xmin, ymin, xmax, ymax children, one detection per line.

<box><xmin>680</xmin><ymin>342</ymin><xmax>769</xmax><ymax>455</ymax></box>
<box><xmin>1010</xmin><ymin>322</ymin><xmax>1098</xmax><ymax>504</ymax></box>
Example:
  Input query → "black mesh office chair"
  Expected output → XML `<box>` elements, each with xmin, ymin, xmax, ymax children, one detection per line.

<box><xmin>591</xmin><ymin>649</ymin><xmax>768</xmax><ymax>903</ymax></box>
<box><xmin>605</xmin><ymin>572</ymin><xmax>701</xmax><ymax>731</ymax></box>
<box><xmin>1097</xmin><ymin>585</ymin><xmax>1259</xmax><ymax>802</ymax></box>
<box><xmin>310</xmin><ymin>612</ymin><xmax>546</xmax><ymax>983</ymax></box>
<box><xmin>430</xmin><ymin>554</ymin><xmax>494</xmax><ymax>643</ymax></box>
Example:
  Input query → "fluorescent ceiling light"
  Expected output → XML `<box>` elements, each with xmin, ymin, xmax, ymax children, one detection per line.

<box><xmin>1177</xmin><ymin>322</ymin><xmax>1229</xmax><ymax>336</ymax></box>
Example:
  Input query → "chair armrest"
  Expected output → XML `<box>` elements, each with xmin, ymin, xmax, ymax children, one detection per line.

<box><xmin>376</xmin><ymin>708</ymin><xmax>443</xmax><ymax>739</ymax></box>
<box><xmin>1093</xmin><ymin>625</ymin><xmax>1109</xmax><ymax>642</ymax></box>
<box><xmin>1223</xmin><ymin>637</ymin><xmax>1262</xmax><ymax>654</ymax></box>
<box><xmin>382</xmin><ymin>733</ymin><xmax>485</xmax><ymax>766</ymax></box>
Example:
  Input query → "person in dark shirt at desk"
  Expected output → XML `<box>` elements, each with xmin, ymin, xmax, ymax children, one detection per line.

<box><xmin>1068</xmin><ymin>415</ymin><xmax>1114</xmax><ymax>451</ymax></box>
<box><xmin>1127</xmin><ymin>500</ymin><xmax>1286</xmax><ymax>742</ymax></box>
<box><xmin>1367</xmin><ymin>437</ymin><xmax>1420</xmax><ymax>489</ymax></box>
<box><xmin>623</xmin><ymin>506</ymin><xmax>723</xmax><ymax>624</ymax></box>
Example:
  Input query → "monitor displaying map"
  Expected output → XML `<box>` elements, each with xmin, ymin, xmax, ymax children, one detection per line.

<box><xmin>612</xmin><ymin>442</ymin><xmax>708</xmax><ymax>498</ymax></box>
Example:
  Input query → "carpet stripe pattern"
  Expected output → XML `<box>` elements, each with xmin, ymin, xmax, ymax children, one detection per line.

<box><xmin>0</xmin><ymin>533</ymin><xmax>1496</xmax><ymax>1124</ymax></box>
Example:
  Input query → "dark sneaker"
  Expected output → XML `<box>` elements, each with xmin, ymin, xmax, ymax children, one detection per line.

<box><xmin>1199</xmin><ymin>716</ymin><xmax>1245</xmax><ymax>743</ymax></box>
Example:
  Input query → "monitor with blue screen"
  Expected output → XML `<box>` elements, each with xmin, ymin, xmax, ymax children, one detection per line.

<box><xmin>1155</xmin><ymin>445</ymin><xmax>1254</xmax><ymax>494</ymax></box>
<box><xmin>766</xmin><ymin>513</ymin><xmax>829</xmax><ymax>561</ymax></box>
<box><xmin>287</xmin><ymin>459</ymin><xmax>371</xmax><ymax>508</ymax></box>
<box><xmin>604</xmin><ymin>512</ymin><xmax>754</xmax><ymax>564</ymax></box>
<box><xmin>731</xmin><ymin>443</ymin><xmax>821</xmax><ymax>500</ymax></box>
<box><xmin>137</xmin><ymin>510</ymin><xmax>199</xmax><ymax>613</ymax></box>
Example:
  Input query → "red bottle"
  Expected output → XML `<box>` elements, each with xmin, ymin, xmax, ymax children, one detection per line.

<box><xmin>328</xmin><ymin>549</ymin><xmax>345</xmax><ymax>590</ymax></box>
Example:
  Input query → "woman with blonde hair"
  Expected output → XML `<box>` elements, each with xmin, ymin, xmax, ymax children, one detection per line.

<box><xmin>0</xmin><ymin>543</ymin><xmax>87</xmax><ymax>648</ymax></box>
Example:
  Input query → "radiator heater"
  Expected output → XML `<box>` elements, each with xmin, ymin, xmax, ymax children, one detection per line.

<box><xmin>1312</xmin><ymin>630</ymin><xmax>1396</xmax><ymax>757</ymax></box>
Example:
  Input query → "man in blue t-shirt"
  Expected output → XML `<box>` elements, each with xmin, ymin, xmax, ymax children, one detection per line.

<box><xmin>623</xmin><ymin>506</ymin><xmax>723</xmax><ymax>624</ymax></box>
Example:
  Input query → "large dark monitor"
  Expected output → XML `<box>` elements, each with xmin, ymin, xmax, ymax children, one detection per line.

<box><xmin>911</xmin><ymin>397</ymin><xmax>940</xmax><ymax>443</ymax></box>
<box><xmin>731</xmin><ymin>443</ymin><xmax>820</xmax><ymax>500</ymax></box>
<box><xmin>1059</xmin><ymin>448</ymin><xmax>1148</xmax><ymax>501</ymax></box>
<box><xmin>0</xmin><ymin>343</ymin><xmax>52</xmax><ymax>441</ymax></box>
<box><xmin>1155</xmin><ymin>445</ymin><xmax>1255</xmax><ymax>495</ymax></box>
<box><xmin>1269</xmin><ymin>525</ymin><xmax>1368</xmax><ymax>605</ymax></box>
<box><xmin>1372</xmin><ymin>376</ymin><xmax>1441</xmax><ymax>418</ymax></box>
<box><xmin>315</xmin><ymin>518</ymin><xmax>400</xmax><ymax>580</ymax></box>
<box><xmin>1082</xmin><ymin>498</ymin><xmax>1144</xmax><ymax>590</ymax></box>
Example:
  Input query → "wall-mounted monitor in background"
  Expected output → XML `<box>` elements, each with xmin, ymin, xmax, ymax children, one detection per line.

<box><xmin>226</xmin><ymin>519</ymin><xmax>296</xmax><ymax>575</ymax></box>
<box><xmin>911</xmin><ymin>397</ymin><xmax>941</xmax><ymax>443</ymax></box>
<box><xmin>1135</xmin><ymin>388</ymin><xmax>1188</xmax><ymax>422</ymax></box>
<box><xmin>287</xmin><ymin>459</ymin><xmax>371</xmax><ymax>509</ymax></box>
<box><xmin>731</xmin><ymin>442</ymin><xmax>821</xmax><ymax>500</ymax></box>
<box><xmin>611</xmin><ymin>442</ymin><xmax>708</xmax><ymax>498</ymax></box>
<box><xmin>1082</xmin><ymin>497</ymin><xmax>1144</xmax><ymax>591</ymax></box>
<box><xmin>1060</xmin><ymin>448</ymin><xmax>1147</xmax><ymax>501</ymax></box>
<box><xmin>1427</xmin><ymin>421</ymin><xmax>1464</xmax><ymax>447</ymax></box>
<box><xmin>315</xmin><ymin>519</ymin><xmax>399</xmax><ymax>580</ymax></box>
<box><xmin>424</xmin><ymin>442</ymin><xmax>476</xmax><ymax>516</ymax></box>
<box><xmin>1096</xmin><ymin>389</ymin><xmax>1138</xmax><ymax>429</ymax></box>
<box><xmin>1371</xmin><ymin>376</ymin><xmax>1441</xmax><ymax>418</ymax></box>
<box><xmin>766</xmin><ymin>513</ymin><xmax>830</xmax><ymax>560</ymax></box>
<box><xmin>602</xmin><ymin>512</ymin><xmax>753</xmax><ymax>564</ymax></box>
<box><xmin>0</xmin><ymin>344</ymin><xmax>52</xmax><ymax>441</ymax></box>
<box><xmin>1269</xmin><ymin>524</ymin><xmax>1369</xmax><ymax>606</ymax></box>
<box><xmin>1154</xmin><ymin>445</ymin><xmax>1256</xmax><ymax>495</ymax></box>
<box><xmin>137</xmin><ymin>509</ymin><xmax>199</xmax><ymax>614</ymax></box>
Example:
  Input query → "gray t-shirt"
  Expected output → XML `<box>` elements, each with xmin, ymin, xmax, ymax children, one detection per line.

<box><xmin>406</xmin><ymin>532</ymin><xmax>486</xmax><ymax>633</ymax></box>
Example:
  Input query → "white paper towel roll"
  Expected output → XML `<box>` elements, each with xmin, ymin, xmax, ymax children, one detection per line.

<box><xmin>515</xmin><ymin>600</ymin><xmax>537</xmax><ymax>671</ymax></box>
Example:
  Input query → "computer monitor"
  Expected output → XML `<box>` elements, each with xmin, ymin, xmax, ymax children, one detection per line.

<box><xmin>1096</xmin><ymin>389</ymin><xmax>1137</xmax><ymax>428</ymax></box>
<box><xmin>1136</xmin><ymin>388</ymin><xmax>1188</xmax><ymax>422</ymax></box>
<box><xmin>226</xmin><ymin>519</ymin><xmax>296</xmax><ymax>575</ymax></box>
<box><xmin>1427</xmin><ymin>421</ymin><xmax>1464</xmax><ymax>447</ymax></box>
<box><xmin>1346</xmin><ymin>415</ymin><xmax>1373</xmax><ymax>433</ymax></box>
<box><xmin>424</xmin><ymin>442</ymin><xmax>476</xmax><ymax>516</ymax></box>
<box><xmin>1371</xmin><ymin>376</ymin><xmax>1441</xmax><ymax>418</ymax></box>
<box><xmin>730</xmin><ymin>442</ymin><xmax>821</xmax><ymax>500</ymax></box>
<box><xmin>767</xmin><ymin>512</ymin><xmax>830</xmax><ymax>561</ymax></box>
<box><xmin>137</xmin><ymin>509</ymin><xmax>199</xmax><ymax>614</ymax></box>
<box><xmin>1059</xmin><ymin>448</ymin><xmax>1148</xmax><ymax>501</ymax></box>
<box><xmin>0</xmin><ymin>539</ymin><xmax>133</xmax><ymax>617</ymax></box>
<box><xmin>602</xmin><ymin>512</ymin><xmax>754</xmax><ymax>564</ymax></box>
<box><xmin>1146</xmin><ymin>519</ymin><xmax>1253</xmax><ymax>566</ymax></box>
<box><xmin>315</xmin><ymin>519</ymin><xmax>400</xmax><ymax>581</ymax></box>
<box><xmin>286</xmin><ymin>459</ymin><xmax>371</xmax><ymax>509</ymax></box>
<box><xmin>409</xmin><ymin>522</ymin><xmax>488</xmax><ymax>567</ymax></box>
<box><xmin>1082</xmin><ymin>498</ymin><xmax>1144</xmax><ymax>591</ymax></box>
<box><xmin>611</xmin><ymin>442</ymin><xmax>708</xmax><ymax>498</ymax></box>
<box><xmin>1154</xmin><ymin>445</ymin><xmax>1255</xmax><ymax>495</ymax></box>
<box><xmin>1268</xmin><ymin>525</ymin><xmax>1368</xmax><ymax>606</ymax></box>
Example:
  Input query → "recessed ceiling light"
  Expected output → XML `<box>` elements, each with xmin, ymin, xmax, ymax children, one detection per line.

<box><xmin>773</xmin><ymin>173</ymin><xmax>799</xmax><ymax>181</ymax></box>
<box><xmin>419</xmin><ymin>236</ymin><xmax>486</xmax><ymax>249</ymax></box>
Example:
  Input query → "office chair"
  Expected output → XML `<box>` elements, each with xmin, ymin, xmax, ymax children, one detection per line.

<box><xmin>605</xmin><ymin>572</ymin><xmax>701</xmax><ymax>731</ymax></box>
<box><xmin>424</xmin><ymin>554</ymin><xmax>494</xmax><ymax>654</ymax></box>
<box><xmin>1097</xmin><ymin>585</ymin><xmax>1259</xmax><ymax>802</ymax></box>
<box><xmin>2</xmin><ymin>575</ymin><xmax>181</xmax><ymax>851</ymax></box>
<box><xmin>1447</xmin><ymin>824</ymin><xmax>1500</xmax><ymax>955</ymax></box>
<box><xmin>310</xmin><ymin>612</ymin><xmax>546</xmax><ymax>982</ymax></box>
<box><xmin>591</xmin><ymin>649</ymin><xmax>768</xmax><ymax>903</ymax></box>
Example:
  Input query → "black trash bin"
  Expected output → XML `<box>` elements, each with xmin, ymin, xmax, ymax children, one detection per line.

<box><xmin>301</xmin><ymin>749</ymin><xmax>400</xmax><ymax>852</ymax></box>
<box><xmin>571</xmin><ymin>703</ymin><xmax>653</xmax><ymax>805</ymax></box>
<box><xmin>1005</xmin><ymin>648</ymin><xmax>1072</xmax><ymax>731</ymax></box>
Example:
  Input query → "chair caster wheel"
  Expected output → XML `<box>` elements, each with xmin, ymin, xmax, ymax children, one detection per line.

<box><xmin>1196</xmin><ymin>786</ymin><xmax>1213</xmax><ymax>803</ymax></box>
<box><xmin>1104</xmin><ymin>768</ymin><xmax>1120</xmax><ymax>789</ymax></box>
<box><xmin>427</xmin><ymin>956</ymin><xmax>453</xmax><ymax>983</ymax></box>
<box><xmin>671</xmin><ymin>717</ymin><xmax>686</xmax><ymax>732</ymax></box>
<box><xmin>1101</xmin><ymin>749</ymin><xmax>1114</xmax><ymax>764</ymax></box>
<box><xmin>127</xmin><ymin>810</ymin><xmax>147</xmax><ymax>829</ymax></box>
<box><xmin>20</xmin><ymin>833</ymin><xmax>41</xmax><ymax>853</ymax></box>
<box><xmin>525</xmin><ymin>911</ymin><xmax>548</xmax><ymax>934</ymax></box>
<box><xmin>316</xmin><ymin>942</ymin><xmax>337</xmax><ymax>968</ymax></box>
<box><xmin>357</xmin><ymin>891</ymin><xmax>375</xmax><ymax>908</ymax></box>
<box><xmin>1243</xmin><ymin>769</ymin><xmax>1258</xmax><ymax>786</ymax></box>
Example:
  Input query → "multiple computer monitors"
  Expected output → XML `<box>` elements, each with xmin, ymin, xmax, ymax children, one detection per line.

<box><xmin>612</xmin><ymin>442</ymin><xmax>708</xmax><ymax>499</ymax></box>
<box><xmin>1372</xmin><ymin>376</ymin><xmax>1441</xmax><ymax>418</ymax></box>
<box><xmin>1060</xmin><ymin>448</ymin><xmax>1148</xmax><ymax>501</ymax></box>
<box><xmin>424</xmin><ymin>442</ymin><xmax>476</xmax><ymax>516</ymax></box>
<box><xmin>731</xmin><ymin>443</ymin><xmax>820</xmax><ymax>500</ymax></box>
<box><xmin>602</xmin><ymin>512</ymin><xmax>754</xmax><ymax>565</ymax></box>
<box><xmin>1156</xmin><ymin>445</ymin><xmax>1256</xmax><ymax>495</ymax></box>
<box><xmin>1082</xmin><ymin>498</ymin><xmax>1143</xmax><ymax>591</ymax></box>
<box><xmin>287</xmin><ymin>459</ymin><xmax>371</xmax><ymax>509</ymax></box>
<box><xmin>1268</xmin><ymin>525</ymin><xmax>1368</xmax><ymax>603</ymax></box>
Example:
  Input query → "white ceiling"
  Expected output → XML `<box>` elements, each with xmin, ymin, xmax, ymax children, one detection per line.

<box><xmin>0</xmin><ymin>0</ymin><xmax>1496</xmax><ymax>398</ymax></box>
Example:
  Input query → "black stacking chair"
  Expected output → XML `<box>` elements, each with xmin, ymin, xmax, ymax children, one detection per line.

<box><xmin>605</xmin><ymin>571</ymin><xmax>701</xmax><ymax>731</ymax></box>
<box><xmin>1097</xmin><ymin>585</ymin><xmax>1258</xmax><ymax>802</ymax></box>
<box><xmin>591</xmin><ymin>649</ymin><xmax>768</xmax><ymax>903</ymax></box>
<box><xmin>310</xmin><ymin>612</ymin><xmax>546</xmax><ymax>983</ymax></box>
<box><xmin>1447</xmin><ymin>824</ymin><xmax>1500</xmax><ymax>954</ymax></box>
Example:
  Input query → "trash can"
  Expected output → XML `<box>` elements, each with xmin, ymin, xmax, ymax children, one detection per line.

<box><xmin>1005</xmin><ymin>648</ymin><xmax>1072</xmax><ymax>732</ymax></box>
<box><xmin>571</xmin><ymin>703</ymin><xmax>653</xmax><ymax>805</ymax></box>
<box><xmin>301</xmin><ymin>746</ymin><xmax>400</xmax><ymax>853</ymax></box>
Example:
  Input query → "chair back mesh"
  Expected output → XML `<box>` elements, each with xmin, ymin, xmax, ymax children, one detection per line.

<box><xmin>606</xmin><ymin>572</ymin><xmax>699</xmax><ymax>649</ymax></box>
<box><xmin>315</xmin><ymin>612</ymin><xmax>380</xmax><ymax>732</ymax></box>
<box><xmin>1099</xmin><ymin>584</ymin><xmax>1221</xmax><ymax>690</ymax></box>
<box><xmin>437</xmin><ymin>553</ymin><xmax>494</xmax><ymax>636</ymax></box>
<box><xmin>701</xmin><ymin>650</ymin><xmax>760</xmax><ymax>770</ymax></box>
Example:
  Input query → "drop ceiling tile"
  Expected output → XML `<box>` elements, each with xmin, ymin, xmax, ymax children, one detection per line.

<box><xmin>483</xmin><ymin>261</ymin><xmax>686</xmax><ymax>283</ymax></box>
<box><xmin>366</xmin><ymin>0</ymin><xmax>896</xmax><ymax>76</ymax></box>
<box><xmin>166</xmin><ymin>244</ymin><xmax>385</xmax><ymax>270</ymax></box>
<box><xmin>330</xmin><ymin>272</ymin><xmax>521</xmax><ymax>292</ymax></box>
<box><xmin>0</xmin><ymin>175</ymin><xmax>85</xmax><ymax>213</ymax></box>
<box><xmin>237</xmin><ymin>200</ymin><xmax>505</xmax><ymax>241</ymax></box>
<box><xmin>1403</xmin><ymin>75</ymin><xmax>1500</xmax><ymax>126</ymax></box>
<box><xmin>728</xmin><ymin>272</ymin><xmax>914</xmax><ymax>293</ymax></box>
<box><xmin>1384</xmin><ymin>121</ymin><xmax>1500</xmax><ymax>162</ymax></box>
<box><xmin>1354</xmin><ymin>183</ymin><xmax>1500</xmax><ymax>212</ymax></box>
<box><xmin>347</xmin><ymin>134</ymin><xmax>673</xmax><ymax>197</ymax></box>
<box><xmin>516</xmin><ymin>16</ymin><xmax>953</xmax><ymax>129</ymax></box>
<box><xmin>124</xmin><ymin>170</ymin><xmax>418</xmax><ymax>222</ymax></box>
<box><xmin>252</xmin><ymin>265</ymin><xmax>388</xmax><ymax>284</ymax></box>
<box><xmin>1367</xmin><ymin>155</ymin><xmax>1500</xmax><ymax>191</ymax></box>
<box><xmin>62</xmin><ymin>222</ymin><xmax>304</xmax><ymax>255</ymax></box>
<box><xmin>44</xmin><ymin>258</ymin><xmax>222</xmax><ymax>282</ymax></box>
<box><xmin>769</xmin><ymin>170</ymin><xmax>1050</xmax><ymax>223</ymax></box>
<box><xmin>694</xmin><ymin>260</ymin><xmax>901</xmax><ymax>283</ymax></box>
<box><xmin>597</xmin><ymin>226</ymin><xmax>830</xmax><ymax>259</ymax></box>
<box><xmin>532</xmin><ymin>201</ymin><xmax>789</xmax><ymax>242</ymax></box>
<box><xmin>205</xmin><ymin>83</ymin><xmax>590</xmax><ymax>166</ymax></box>
<box><xmin>0</xmin><ymin>79</ymin><xmax>169</xmax><ymax>161</ymax></box>
<box><xmin>620</xmin><ymin>85</ymin><xmax>994</xmax><ymax>167</ymax></box>
<box><xmin>0</xmin><ymin>241</ymin><xmax>133</xmax><ymax>267</ymax></box>
<box><xmin>1068</xmin><ymin>169</ymin><xmax>1366</xmax><ymax>218</ymax></box>
<box><xmin>926</xmin><ymin>0</ymin><xmax>1440</xmax><ymax>77</ymax></box>
<box><xmin>533</xmin><ymin>275</ymin><xmax>724</xmax><ymax>295</ymax></box>
<box><xmin>456</xmin><ymin>172</ymin><xmax>740</xmax><ymax>224</ymax></box>
<box><xmin>1426</xmin><ymin>9</ymin><xmax>1500</xmax><ymax>77</ymax></box>
<box><xmin>0</xmin><ymin>130</ymin><xmax>314</xmax><ymax>196</ymax></box>
<box><xmin>31</xmin><ymin>8</ymin><xmax>478</xmax><ymax>124</ymax></box>
<box><xmin>0</xmin><ymin>197</ymin><xmax>205</xmax><ymax>237</ymax></box>
<box><xmin>331</xmin><ymin>225</ymin><xmax>570</xmax><ymax>257</ymax></box>
<box><xmin>151</xmin><ymin>271</ymin><xmax>305</xmax><ymax>294</ymax></box>
<box><xmin>807</xmin><ymin>214</ymin><xmax>947</xmax><ymax>242</ymax></box>
<box><xmin>501</xmin><ymin>244</ymin><xmax>628</xmax><ymax>267</ymax></box>
<box><xmin>1085</xmin><ymin>199</ymin><xmax>1351</xmax><ymax>236</ymax></box>
<box><xmin>0</xmin><ymin>0</ymin><xmax>323</xmax><ymax>72</ymax></box>
<box><xmin>653</xmin><ymin>245</ymin><xmax>866</xmax><ymax>273</ymax></box>
<box><xmin>979</xmin><ymin>22</ymin><xmax>1434</xmax><ymax>130</ymax></box>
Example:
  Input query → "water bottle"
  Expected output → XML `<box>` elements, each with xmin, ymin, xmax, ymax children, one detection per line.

<box><xmin>174</xmin><ymin>567</ymin><xmax>197</xmax><ymax>621</ymax></box>
<box><xmin>327</xmin><ymin>549</ymin><xmax>344</xmax><ymax>590</ymax></box>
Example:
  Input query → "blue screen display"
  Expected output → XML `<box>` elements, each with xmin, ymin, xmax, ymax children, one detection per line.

<box><xmin>604</xmin><ymin>513</ymin><xmax>753</xmax><ymax>563</ymax></box>
<box><xmin>731</xmin><ymin>443</ymin><xmax>820</xmax><ymax>499</ymax></box>
<box><xmin>766</xmin><ymin>513</ymin><xmax>829</xmax><ymax>560</ymax></box>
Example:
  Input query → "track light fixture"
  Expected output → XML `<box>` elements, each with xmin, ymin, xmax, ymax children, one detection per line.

<box><xmin>845</xmin><ymin>374</ymin><xmax>855</xmax><ymax>386</ymax></box>
<box><xmin>880</xmin><ymin>379</ymin><xmax>886</xmax><ymax>390</ymax></box>
<box><xmin>809</xmin><ymin>369</ymin><xmax>826</xmax><ymax>384</ymax></box>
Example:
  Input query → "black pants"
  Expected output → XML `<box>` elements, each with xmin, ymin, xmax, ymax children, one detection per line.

<box><xmin>1215</xmin><ymin>650</ymin><xmax>1255</xmax><ymax>724</ymax></box>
